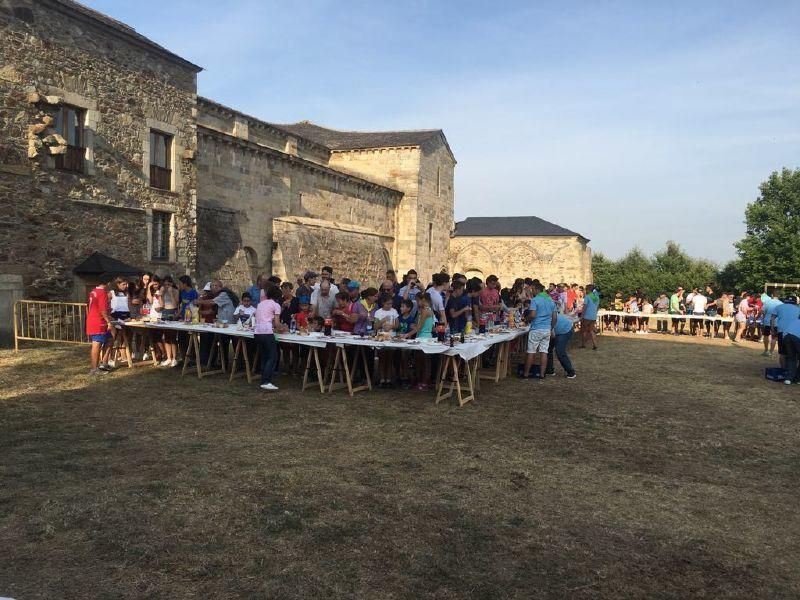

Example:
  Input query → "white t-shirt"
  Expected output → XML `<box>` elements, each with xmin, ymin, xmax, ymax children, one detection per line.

<box><xmin>374</xmin><ymin>308</ymin><xmax>399</xmax><ymax>327</ymax></box>
<box><xmin>310</xmin><ymin>283</ymin><xmax>339</xmax><ymax>305</ymax></box>
<box><xmin>692</xmin><ymin>294</ymin><xmax>707</xmax><ymax>314</ymax></box>
<box><xmin>428</xmin><ymin>288</ymin><xmax>446</xmax><ymax>319</ymax></box>
<box><xmin>233</xmin><ymin>304</ymin><xmax>256</xmax><ymax>323</ymax></box>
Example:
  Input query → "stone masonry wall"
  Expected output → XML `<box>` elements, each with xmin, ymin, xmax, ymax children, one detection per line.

<box><xmin>272</xmin><ymin>217</ymin><xmax>393</xmax><ymax>288</ymax></box>
<box><xmin>0</xmin><ymin>1</ymin><xmax>198</xmax><ymax>300</ymax></box>
<box><xmin>196</xmin><ymin>128</ymin><xmax>401</xmax><ymax>289</ymax></box>
<box><xmin>328</xmin><ymin>147</ymin><xmax>421</xmax><ymax>276</ymax></box>
<box><xmin>449</xmin><ymin>235</ymin><xmax>593</xmax><ymax>287</ymax></box>
<box><xmin>417</xmin><ymin>137</ymin><xmax>455</xmax><ymax>281</ymax></box>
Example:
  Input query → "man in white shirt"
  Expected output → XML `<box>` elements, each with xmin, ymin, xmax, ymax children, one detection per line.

<box><xmin>690</xmin><ymin>291</ymin><xmax>707</xmax><ymax>336</ymax></box>
<box><xmin>310</xmin><ymin>266</ymin><xmax>339</xmax><ymax>305</ymax></box>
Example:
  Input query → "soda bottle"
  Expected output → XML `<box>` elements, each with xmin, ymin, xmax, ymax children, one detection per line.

<box><xmin>324</xmin><ymin>317</ymin><xmax>333</xmax><ymax>336</ymax></box>
<box><xmin>479</xmin><ymin>316</ymin><xmax>487</xmax><ymax>334</ymax></box>
<box><xmin>436</xmin><ymin>322</ymin><xmax>445</xmax><ymax>342</ymax></box>
<box><xmin>366</xmin><ymin>316</ymin><xmax>374</xmax><ymax>337</ymax></box>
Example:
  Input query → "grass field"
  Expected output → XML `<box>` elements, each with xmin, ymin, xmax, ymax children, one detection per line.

<box><xmin>1</xmin><ymin>334</ymin><xmax>799</xmax><ymax>599</ymax></box>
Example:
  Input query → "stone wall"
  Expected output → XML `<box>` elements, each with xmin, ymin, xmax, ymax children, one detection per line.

<box><xmin>0</xmin><ymin>1</ymin><xmax>198</xmax><ymax>300</ymax></box>
<box><xmin>328</xmin><ymin>147</ymin><xmax>420</xmax><ymax>275</ymax></box>
<box><xmin>448</xmin><ymin>235</ymin><xmax>593</xmax><ymax>287</ymax></box>
<box><xmin>195</xmin><ymin>127</ymin><xmax>402</xmax><ymax>288</ymax></box>
<box><xmin>328</xmin><ymin>135</ymin><xmax>455</xmax><ymax>283</ymax></box>
<box><xmin>417</xmin><ymin>137</ymin><xmax>455</xmax><ymax>280</ymax></box>
<box><xmin>273</xmin><ymin>217</ymin><xmax>393</xmax><ymax>287</ymax></box>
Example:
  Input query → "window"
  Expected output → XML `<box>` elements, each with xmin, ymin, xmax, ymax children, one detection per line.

<box><xmin>428</xmin><ymin>222</ymin><xmax>433</xmax><ymax>253</ymax></box>
<box><xmin>149</xmin><ymin>130</ymin><xmax>172</xmax><ymax>190</ymax></box>
<box><xmin>151</xmin><ymin>211</ymin><xmax>171</xmax><ymax>260</ymax></box>
<box><xmin>53</xmin><ymin>106</ymin><xmax>85</xmax><ymax>173</ymax></box>
<box><xmin>436</xmin><ymin>166</ymin><xmax>441</xmax><ymax>197</ymax></box>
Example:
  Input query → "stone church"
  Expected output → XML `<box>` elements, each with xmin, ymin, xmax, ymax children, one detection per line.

<box><xmin>0</xmin><ymin>0</ymin><xmax>590</xmax><ymax>303</ymax></box>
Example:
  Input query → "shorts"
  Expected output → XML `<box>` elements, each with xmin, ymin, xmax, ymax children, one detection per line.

<box><xmin>527</xmin><ymin>328</ymin><xmax>550</xmax><ymax>354</ymax></box>
<box><xmin>762</xmin><ymin>325</ymin><xmax>772</xmax><ymax>336</ymax></box>
<box><xmin>706</xmin><ymin>309</ymin><xmax>717</xmax><ymax>317</ymax></box>
<box><xmin>778</xmin><ymin>333</ymin><xmax>786</xmax><ymax>356</ymax></box>
<box><xmin>735</xmin><ymin>314</ymin><xmax>746</xmax><ymax>323</ymax></box>
<box><xmin>89</xmin><ymin>332</ymin><xmax>111</xmax><ymax>343</ymax></box>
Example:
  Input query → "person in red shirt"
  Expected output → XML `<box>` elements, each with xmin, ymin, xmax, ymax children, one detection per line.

<box><xmin>294</xmin><ymin>296</ymin><xmax>311</xmax><ymax>329</ymax></box>
<box><xmin>86</xmin><ymin>277</ymin><xmax>116</xmax><ymax>375</ymax></box>
<box><xmin>331</xmin><ymin>292</ymin><xmax>355</xmax><ymax>333</ymax></box>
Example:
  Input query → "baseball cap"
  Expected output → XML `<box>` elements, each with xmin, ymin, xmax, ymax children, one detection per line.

<box><xmin>347</xmin><ymin>280</ymin><xmax>361</xmax><ymax>290</ymax></box>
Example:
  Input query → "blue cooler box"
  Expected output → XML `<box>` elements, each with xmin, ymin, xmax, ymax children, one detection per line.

<box><xmin>765</xmin><ymin>367</ymin><xmax>787</xmax><ymax>382</ymax></box>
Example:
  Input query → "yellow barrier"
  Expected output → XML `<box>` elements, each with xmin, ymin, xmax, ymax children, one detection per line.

<box><xmin>13</xmin><ymin>300</ymin><xmax>89</xmax><ymax>351</ymax></box>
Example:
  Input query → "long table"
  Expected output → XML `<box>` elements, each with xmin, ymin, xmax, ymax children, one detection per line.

<box><xmin>596</xmin><ymin>310</ymin><xmax>734</xmax><ymax>333</ymax></box>
<box><xmin>124</xmin><ymin>320</ymin><xmax>529</xmax><ymax>406</ymax></box>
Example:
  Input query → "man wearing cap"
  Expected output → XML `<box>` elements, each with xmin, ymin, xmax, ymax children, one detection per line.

<box><xmin>772</xmin><ymin>296</ymin><xmax>800</xmax><ymax>368</ymax></box>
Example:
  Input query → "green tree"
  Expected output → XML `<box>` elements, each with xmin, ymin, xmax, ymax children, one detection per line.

<box><xmin>735</xmin><ymin>168</ymin><xmax>800</xmax><ymax>289</ymax></box>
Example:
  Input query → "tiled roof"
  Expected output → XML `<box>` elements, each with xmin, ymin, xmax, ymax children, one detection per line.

<box><xmin>454</xmin><ymin>217</ymin><xmax>588</xmax><ymax>241</ymax></box>
<box><xmin>275</xmin><ymin>121</ymin><xmax>443</xmax><ymax>151</ymax></box>
<box><xmin>47</xmin><ymin>0</ymin><xmax>202</xmax><ymax>71</ymax></box>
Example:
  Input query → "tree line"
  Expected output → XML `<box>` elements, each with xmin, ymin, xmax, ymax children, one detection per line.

<box><xmin>592</xmin><ymin>167</ymin><xmax>800</xmax><ymax>299</ymax></box>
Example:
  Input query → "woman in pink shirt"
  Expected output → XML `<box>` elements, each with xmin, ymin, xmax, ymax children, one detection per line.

<box><xmin>254</xmin><ymin>284</ymin><xmax>287</xmax><ymax>391</ymax></box>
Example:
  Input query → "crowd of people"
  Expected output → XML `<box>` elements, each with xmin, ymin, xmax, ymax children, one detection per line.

<box><xmin>83</xmin><ymin>270</ymin><xmax>604</xmax><ymax>389</ymax></box>
<box><xmin>84</xmin><ymin>270</ymin><xmax>800</xmax><ymax>389</ymax></box>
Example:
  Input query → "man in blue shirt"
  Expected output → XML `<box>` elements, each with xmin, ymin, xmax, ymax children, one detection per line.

<box><xmin>580</xmin><ymin>284</ymin><xmax>600</xmax><ymax>350</ymax></box>
<box><xmin>546</xmin><ymin>313</ymin><xmax>577</xmax><ymax>378</ymax></box>
<box><xmin>522</xmin><ymin>281</ymin><xmax>557</xmax><ymax>380</ymax></box>
<box><xmin>247</xmin><ymin>273</ymin><xmax>266</xmax><ymax>307</ymax></box>
<box><xmin>760</xmin><ymin>293</ymin><xmax>780</xmax><ymax>356</ymax></box>
<box><xmin>781</xmin><ymin>314</ymin><xmax>800</xmax><ymax>384</ymax></box>
<box><xmin>772</xmin><ymin>296</ymin><xmax>800</xmax><ymax>369</ymax></box>
<box><xmin>446</xmin><ymin>280</ymin><xmax>471</xmax><ymax>333</ymax></box>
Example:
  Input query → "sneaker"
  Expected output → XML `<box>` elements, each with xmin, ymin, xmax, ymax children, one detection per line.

<box><xmin>761</xmin><ymin>351</ymin><xmax>770</xmax><ymax>357</ymax></box>
<box><xmin>142</xmin><ymin>352</ymin><xmax>150</xmax><ymax>361</ymax></box>
<box><xmin>545</xmin><ymin>370</ymin><xmax>556</xmax><ymax>376</ymax></box>
<box><xmin>260</xmin><ymin>383</ymin><xmax>279</xmax><ymax>391</ymax></box>
<box><xmin>566</xmin><ymin>373</ymin><xmax>577</xmax><ymax>379</ymax></box>
<box><xmin>89</xmin><ymin>368</ymin><xmax>108</xmax><ymax>376</ymax></box>
<box><xmin>160</xmin><ymin>359</ymin><xmax>172</xmax><ymax>367</ymax></box>
<box><xmin>785</xmin><ymin>379</ymin><xmax>792</xmax><ymax>385</ymax></box>
<box><xmin>170</xmin><ymin>359</ymin><xmax>178</xmax><ymax>367</ymax></box>
<box><xmin>98</xmin><ymin>363</ymin><xmax>111</xmax><ymax>372</ymax></box>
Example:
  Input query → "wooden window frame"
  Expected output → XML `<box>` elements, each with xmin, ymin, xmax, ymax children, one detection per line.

<box><xmin>54</xmin><ymin>105</ymin><xmax>85</xmax><ymax>173</ymax></box>
<box><xmin>149</xmin><ymin>130</ymin><xmax>173</xmax><ymax>191</ymax></box>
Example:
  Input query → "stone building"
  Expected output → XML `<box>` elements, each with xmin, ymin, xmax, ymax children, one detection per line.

<box><xmin>449</xmin><ymin>217</ymin><xmax>592</xmax><ymax>286</ymax></box>
<box><xmin>0</xmin><ymin>0</ymin><xmax>200</xmax><ymax>300</ymax></box>
<box><xmin>0</xmin><ymin>0</ymin><xmax>590</xmax><ymax>314</ymax></box>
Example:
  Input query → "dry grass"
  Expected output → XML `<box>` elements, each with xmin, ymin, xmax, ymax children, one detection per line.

<box><xmin>1</xmin><ymin>334</ymin><xmax>799</xmax><ymax>599</ymax></box>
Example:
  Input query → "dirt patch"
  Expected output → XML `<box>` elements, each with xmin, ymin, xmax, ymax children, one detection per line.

<box><xmin>1</xmin><ymin>336</ymin><xmax>799</xmax><ymax>598</ymax></box>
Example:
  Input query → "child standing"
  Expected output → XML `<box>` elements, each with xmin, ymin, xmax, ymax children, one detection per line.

<box><xmin>374</xmin><ymin>294</ymin><xmax>399</xmax><ymax>387</ymax></box>
<box><xmin>413</xmin><ymin>292</ymin><xmax>435</xmax><ymax>391</ymax></box>
<box><xmin>397</xmin><ymin>299</ymin><xmax>417</xmax><ymax>388</ymax></box>
<box><xmin>233</xmin><ymin>292</ymin><xmax>256</xmax><ymax>324</ymax></box>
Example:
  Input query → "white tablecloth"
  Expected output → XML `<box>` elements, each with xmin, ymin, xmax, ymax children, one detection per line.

<box><xmin>123</xmin><ymin>320</ymin><xmax>528</xmax><ymax>361</ymax></box>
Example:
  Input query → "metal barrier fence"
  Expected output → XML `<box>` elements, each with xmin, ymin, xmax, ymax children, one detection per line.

<box><xmin>13</xmin><ymin>300</ymin><xmax>89</xmax><ymax>350</ymax></box>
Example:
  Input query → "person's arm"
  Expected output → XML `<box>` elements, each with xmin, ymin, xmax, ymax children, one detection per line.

<box><xmin>100</xmin><ymin>297</ymin><xmax>116</xmax><ymax>337</ymax></box>
<box><xmin>550</xmin><ymin>311</ymin><xmax>558</xmax><ymax>337</ymax></box>
<box><xmin>525</xmin><ymin>307</ymin><xmax>537</xmax><ymax>324</ymax></box>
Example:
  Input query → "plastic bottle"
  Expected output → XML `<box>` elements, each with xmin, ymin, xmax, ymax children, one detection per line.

<box><xmin>366</xmin><ymin>317</ymin><xmax>374</xmax><ymax>337</ymax></box>
<box><xmin>290</xmin><ymin>315</ymin><xmax>297</xmax><ymax>334</ymax></box>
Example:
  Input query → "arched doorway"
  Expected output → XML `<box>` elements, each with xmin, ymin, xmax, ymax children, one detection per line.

<box><xmin>464</xmin><ymin>268</ymin><xmax>484</xmax><ymax>280</ymax></box>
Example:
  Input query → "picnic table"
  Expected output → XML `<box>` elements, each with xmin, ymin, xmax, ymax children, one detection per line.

<box><xmin>124</xmin><ymin>320</ymin><xmax>529</xmax><ymax>406</ymax></box>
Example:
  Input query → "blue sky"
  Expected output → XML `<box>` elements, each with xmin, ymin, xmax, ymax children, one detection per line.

<box><xmin>85</xmin><ymin>0</ymin><xmax>800</xmax><ymax>264</ymax></box>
